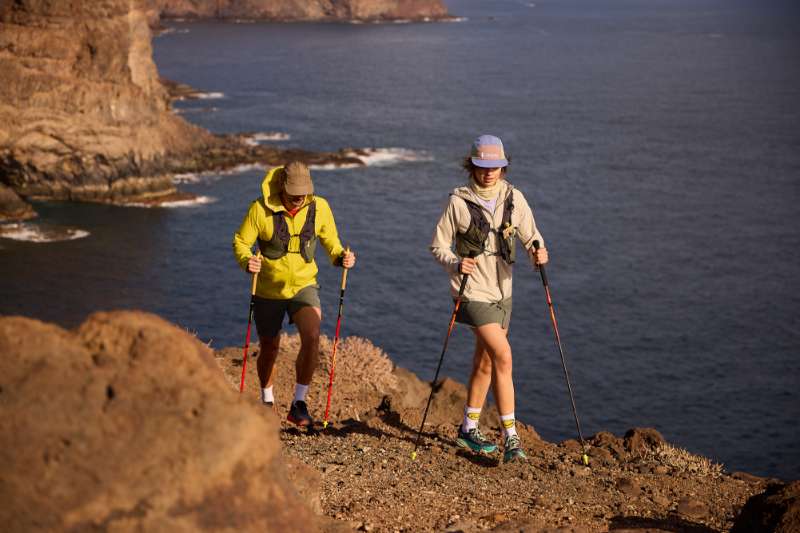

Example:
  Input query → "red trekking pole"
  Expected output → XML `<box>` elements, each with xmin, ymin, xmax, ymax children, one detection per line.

<box><xmin>322</xmin><ymin>246</ymin><xmax>351</xmax><ymax>429</ymax></box>
<box><xmin>239</xmin><ymin>252</ymin><xmax>261</xmax><ymax>393</ymax></box>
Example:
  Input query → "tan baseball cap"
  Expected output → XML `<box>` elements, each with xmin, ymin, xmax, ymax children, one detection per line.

<box><xmin>281</xmin><ymin>161</ymin><xmax>314</xmax><ymax>196</ymax></box>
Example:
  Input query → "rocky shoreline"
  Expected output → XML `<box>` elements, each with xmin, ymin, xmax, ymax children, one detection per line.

<box><xmin>146</xmin><ymin>0</ymin><xmax>451</xmax><ymax>25</ymax></box>
<box><xmin>1</xmin><ymin>311</ymin><xmax>796</xmax><ymax>532</ymax></box>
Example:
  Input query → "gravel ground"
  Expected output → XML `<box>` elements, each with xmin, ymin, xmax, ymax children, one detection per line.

<box><xmin>216</xmin><ymin>336</ymin><xmax>768</xmax><ymax>532</ymax></box>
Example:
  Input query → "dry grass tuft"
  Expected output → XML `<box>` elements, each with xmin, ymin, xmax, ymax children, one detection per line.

<box><xmin>647</xmin><ymin>442</ymin><xmax>724</xmax><ymax>478</ymax></box>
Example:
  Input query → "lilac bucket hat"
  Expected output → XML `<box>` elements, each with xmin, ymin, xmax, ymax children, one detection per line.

<box><xmin>470</xmin><ymin>134</ymin><xmax>508</xmax><ymax>168</ymax></box>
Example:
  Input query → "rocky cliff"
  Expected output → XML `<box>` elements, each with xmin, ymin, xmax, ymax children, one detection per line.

<box><xmin>148</xmin><ymin>0</ymin><xmax>450</xmax><ymax>23</ymax></box>
<box><xmin>0</xmin><ymin>0</ymin><xmax>218</xmax><ymax>206</ymax></box>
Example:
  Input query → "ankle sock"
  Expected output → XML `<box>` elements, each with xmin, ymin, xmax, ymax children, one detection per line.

<box><xmin>261</xmin><ymin>385</ymin><xmax>274</xmax><ymax>404</ymax></box>
<box><xmin>293</xmin><ymin>383</ymin><xmax>309</xmax><ymax>404</ymax></box>
<box><xmin>501</xmin><ymin>413</ymin><xmax>518</xmax><ymax>439</ymax></box>
<box><xmin>462</xmin><ymin>406</ymin><xmax>482</xmax><ymax>432</ymax></box>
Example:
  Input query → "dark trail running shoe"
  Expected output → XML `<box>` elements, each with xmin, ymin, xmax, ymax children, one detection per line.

<box><xmin>456</xmin><ymin>427</ymin><xmax>498</xmax><ymax>454</ymax></box>
<box><xmin>503</xmin><ymin>435</ymin><xmax>527</xmax><ymax>463</ymax></box>
<box><xmin>287</xmin><ymin>400</ymin><xmax>313</xmax><ymax>427</ymax></box>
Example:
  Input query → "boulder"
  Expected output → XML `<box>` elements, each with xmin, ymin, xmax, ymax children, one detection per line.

<box><xmin>624</xmin><ymin>427</ymin><xmax>665</xmax><ymax>455</ymax></box>
<box><xmin>0</xmin><ymin>183</ymin><xmax>36</xmax><ymax>221</ymax></box>
<box><xmin>0</xmin><ymin>311</ymin><xmax>319</xmax><ymax>532</ymax></box>
<box><xmin>732</xmin><ymin>481</ymin><xmax>800</xmax><ymax>533</ymax></box>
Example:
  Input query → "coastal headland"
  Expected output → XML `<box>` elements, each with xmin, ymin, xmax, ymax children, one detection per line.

<box><xmin>0</xmin><ymin>311</ymin><xmax>796</xmax><ymax>532</ymax></box>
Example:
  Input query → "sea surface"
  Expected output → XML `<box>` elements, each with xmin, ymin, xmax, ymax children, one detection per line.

<box><xmin>2</xmin><ymin>0</ymin><xmax>798</xmax><ymax>480</ymax></box>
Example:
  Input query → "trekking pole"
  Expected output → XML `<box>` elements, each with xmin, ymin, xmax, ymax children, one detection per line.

<box><xmin>322</xmin><ymin>246</ymin><xmax>351</xmax><ymax>429</ymax></box>
<box><xmin>532</xmin><ymin>240</ymin><xmax>589</xmax><ymax>466</ymax></box>
<box><xmin>239</xmin><ymin>252</ymin><xmax>261</xmax><ymax>393</ymax></box>
<box><xmin>411</xmin><ymin>254</ymin><xmax>474</xmax><ymax>460</ymax></box>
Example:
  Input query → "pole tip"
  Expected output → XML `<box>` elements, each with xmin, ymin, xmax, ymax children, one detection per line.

<box><xmin>582</xmin><ymin>454</ymin><xmax>590</xmax><ymax>466</ymax></box>
<box><xmin>323</xmin><ymin>421</ymin><xmax>328</xmax><ymax>429</ymax></box>
<box><xmin>410</xmin><ymin>451</ymin><xmax>417</xmax><ymax>461</ymax></box>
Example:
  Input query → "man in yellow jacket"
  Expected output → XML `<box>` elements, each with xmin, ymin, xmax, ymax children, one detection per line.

<box><xmin>233</xmin><ymin>161</ymin><xmax>356</xmax><ymax>426</ymax></box>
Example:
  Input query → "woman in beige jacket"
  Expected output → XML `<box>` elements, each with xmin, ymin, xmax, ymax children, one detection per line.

<box><xmin>430</xmin><ymin>134</ymin><xmax>548</xmax><ymax>462</ymax></box>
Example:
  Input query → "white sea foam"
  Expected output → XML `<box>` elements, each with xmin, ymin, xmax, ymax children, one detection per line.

<box><xmin>310</xmin><ymin>147</ymin><xmax>433</xmax><ymax>171</ymax></box>
<box><xmin>0</xmin><ymin>223</ymin><xmax>90</xmax><ymax>243</ymax></box>
<box><xmin>446</xmin><ymin>17</ymin><xmax>468</xmax><ymax>22</ymax></box>
<box><xmin>352</xmin><ymin>147</ymin><xmax>433</xmax><ymax>166</ymax></box>
<box><xmin>125</xmin><ymin>196</ymin><xmax>217</xmax><ymax>208</ymax></box>
<box><xmin>243</xmin><ymin>132</ymin><xmax>292</xmax><ymax>146</ymax></box>
<box><xmin>195</xmin><ymin>92</ymin><xmax>225</xmax><ymax>100</ymax></box>
<box><xmin>309</xmin><ymin>162</ymin><xmax>364</xmax><ymax>171</ymax></box>
<box><xmin>157</xmin><ymin>27</ymin><xmax>191</xmax><ymax>36</ymax></box>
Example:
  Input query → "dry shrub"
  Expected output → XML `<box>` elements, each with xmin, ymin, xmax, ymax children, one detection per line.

<box><xmin>647</xmin><ymin>442</ymin><xmax>724</xmax><ymax>478</ymax></box>
<box><xmin>276</xmin><ymin>333</ymin><xmax>397</xmax><ymax>395</ymax></box>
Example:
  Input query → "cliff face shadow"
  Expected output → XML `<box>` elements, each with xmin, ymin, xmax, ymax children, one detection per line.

<box><xmin>609</xmin><ymin>515</ymin><xmax>718</xmax><ymax>532</ymax></box>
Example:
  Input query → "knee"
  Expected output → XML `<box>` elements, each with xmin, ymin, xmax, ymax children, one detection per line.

<box><xmin>474</xmin><ymin>356</ymin><xmax>493</xmax><ymax>377</ymax></box>
<box><xmin>260</xmin><ymin>336</ymin><xmax>280</xmax><ymax>354</ymax></box>
<box><xmin>300</xmin><ymin>329</ymin><xmax>320</xmax><ymax>351</ymax></box>
<box><xmin>492</xmin><ymin>349</ymin><xmax>513</xmax><ymax>374</ymax></box>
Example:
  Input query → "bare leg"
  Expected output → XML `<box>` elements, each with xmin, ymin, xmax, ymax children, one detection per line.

<box><xmin>257</xmin><ymin>335</ymin><xmax>281</xmax><ymax>388</ymax></box>
<box><xmin>473</xmin><ymin>323</ymin><xmax>514</xmax><ymax>416</ymax></box>
<box><xmin>291</xmin><ymin>306</ymin><xmax>322</xmax><ymax>385</ymax></box>
<box><xmin>466</xmin><ymin>334</ymin><xmax>493</xmax><ymax>409</ymax></box>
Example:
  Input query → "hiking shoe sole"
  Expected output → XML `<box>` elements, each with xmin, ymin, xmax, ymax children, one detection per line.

<box><xmin>503</xmin><ymin>448</ymin><xmax>528</xmax><ymax>463</ymax></box>
<box><xmin>287</xmin><ymin>414</ymin><xmax>312</xmax><ymax>427</ymax></box>
<box><xmin>456</xmin><ymin>437</ymin><xmax>498</xmax><ymax>454</ymax></box>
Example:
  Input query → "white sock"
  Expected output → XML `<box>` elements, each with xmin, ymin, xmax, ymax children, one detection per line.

<box><xmin>293</xmin><ymin>383</ymin><xmax>309</xmax><ymax>404</ymax></box>
<box><xmin>462</xmin><ymin>406</ymin><xmax>482</xmax><ymax>431</ymax></box>
<box><xmin>501</xmin><ymin>413</ymin><xmax>518</xmax><ymax>439</ymax></box>
<box><xmin>261</xmin><ymin>385</ymin><xmax>274</xmax><ymax>404</ymax></box>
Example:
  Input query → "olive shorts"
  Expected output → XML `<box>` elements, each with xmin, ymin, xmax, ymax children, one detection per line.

<box><xmin>455</xmin><ymin>298</ymin><xmax>513</xmax><ymax>330</ymax></box>
<box><xmin>253</xmin><ymin>285</ymin><xmax>321</xmax><ymax>338</ymax></box>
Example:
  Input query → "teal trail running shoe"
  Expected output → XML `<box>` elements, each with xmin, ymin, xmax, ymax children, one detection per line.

<box><xmin>456</xmin><ymin>427</ymin><xmax>498</xmax><ymax>454</ymax></box>
<box><xmin>503</xmin><ymin>435</ymin><xmax>527</xmax><ymax>463</ymax></box>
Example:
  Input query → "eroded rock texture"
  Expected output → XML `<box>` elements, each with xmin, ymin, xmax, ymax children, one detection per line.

<box><xmin>0</xmin><ymin>311</ymin><xmax>319</xmax><ymax>532</ymax></box>
<box><xmin>0</xmin><ymin>0</ymin><xmax>216</xmax><ymax>207</ymax></box>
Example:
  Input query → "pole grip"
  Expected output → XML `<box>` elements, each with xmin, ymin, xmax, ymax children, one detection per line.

<box><xmin>457</xmin><ymin>250</ymin><xmax>477</xmax><ymax>296</ymax></box>
<box><xmin>250</xmin><ymin>252</ymin><xmax>261</xmax><ymax>296</ymax></box>
<box><xmin>532</xmin><ymin>240</ymin><xmax>549</xmax><ymax>287</ymax></box>
<box><xmin>340</xmin><ymin>246</ymin><xmax>350</xmax><ymax>291</ymax></box>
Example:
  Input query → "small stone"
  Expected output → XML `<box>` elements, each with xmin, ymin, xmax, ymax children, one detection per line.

<box><xmin>654</xmin><ymin>465</ymin><xmax>670</xmax><ymax>475</ymax></box>
<box><xmin>616</xmin><ymin>477</ymin><xmax>641</xmax><ymax>497</ymax></box>
<box><xmin>732</xmin><ymin>471</ymin><xmax>765</xmax><ymax>483</ymax></box>
<box><xmin>676</xmin><ymin>497</ymin><xmax>708</xmax><ymax>519</ymax></box>
<box><xmin>651</xmin><ymin>493</ymin><xmax>670</xmax><ymax>507</ymax></box>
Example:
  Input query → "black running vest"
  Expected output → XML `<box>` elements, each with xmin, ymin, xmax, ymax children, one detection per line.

<box><xmin>454</xmin><ymin>189</ymin><xmax>516</xmax><ymax>264</ymax></box>
<box><xmin>258</xmin><ymin>201</ymin><xmax>317</xmax><ymax>263</ymax></box>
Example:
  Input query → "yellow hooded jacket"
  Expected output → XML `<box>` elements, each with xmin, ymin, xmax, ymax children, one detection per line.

<box><xmin>232</xmin><ymin>166</ymin><xmax>345</xmax><ymax>300</ymax></box>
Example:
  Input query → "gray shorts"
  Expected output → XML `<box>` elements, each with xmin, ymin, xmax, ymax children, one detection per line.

<box><xmin>455</xmin><ymin>298</ymin><xmax>512</xmax><ymax>329</ymax></box>
<box><xmin>253</xmin><ymin>285</ymin><xmax>320</xmax><ymax>338</ymax></box>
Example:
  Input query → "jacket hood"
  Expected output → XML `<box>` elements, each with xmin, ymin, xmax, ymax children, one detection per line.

<box><xmin>262</xmin><ymin>166</ymin><xmax>312</xmax><ymax>212</ymax></box>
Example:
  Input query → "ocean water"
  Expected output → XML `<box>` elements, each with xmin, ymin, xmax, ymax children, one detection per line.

<box><xmin>1</xmin><ymin>0</ymin><xmax>798</xmax><ymax>480</ymax></box>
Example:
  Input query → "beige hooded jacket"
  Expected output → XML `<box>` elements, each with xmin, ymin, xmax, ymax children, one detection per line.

<box><xmin>430</xmin><ymin>179</ymin><xmax>545</xmax><ymax>303</ymax></box>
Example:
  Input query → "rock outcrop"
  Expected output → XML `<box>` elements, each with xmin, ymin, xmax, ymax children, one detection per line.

<box><xmin>0</xmin><ymin>1</ymin><xmax>217</xmax><ymax>206</ymax></box>
<box><xmin>0</xmin><ymin>310</ymin><xmax>778</xmax><ymax>532</ymax></box>
<box><xmin>149</xmin><ymin>0</ymin><xmax>450</xmax><ymax>23</ymax></box>
<box><xmin>0</xmin><ymin>311</ymin><xmax>320</xmax><ymax>532</ymax></box>
<box><xmin>732</xmin><ymin>481</ymin><xmax>800</xmax><ymax>533</ymax></box>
